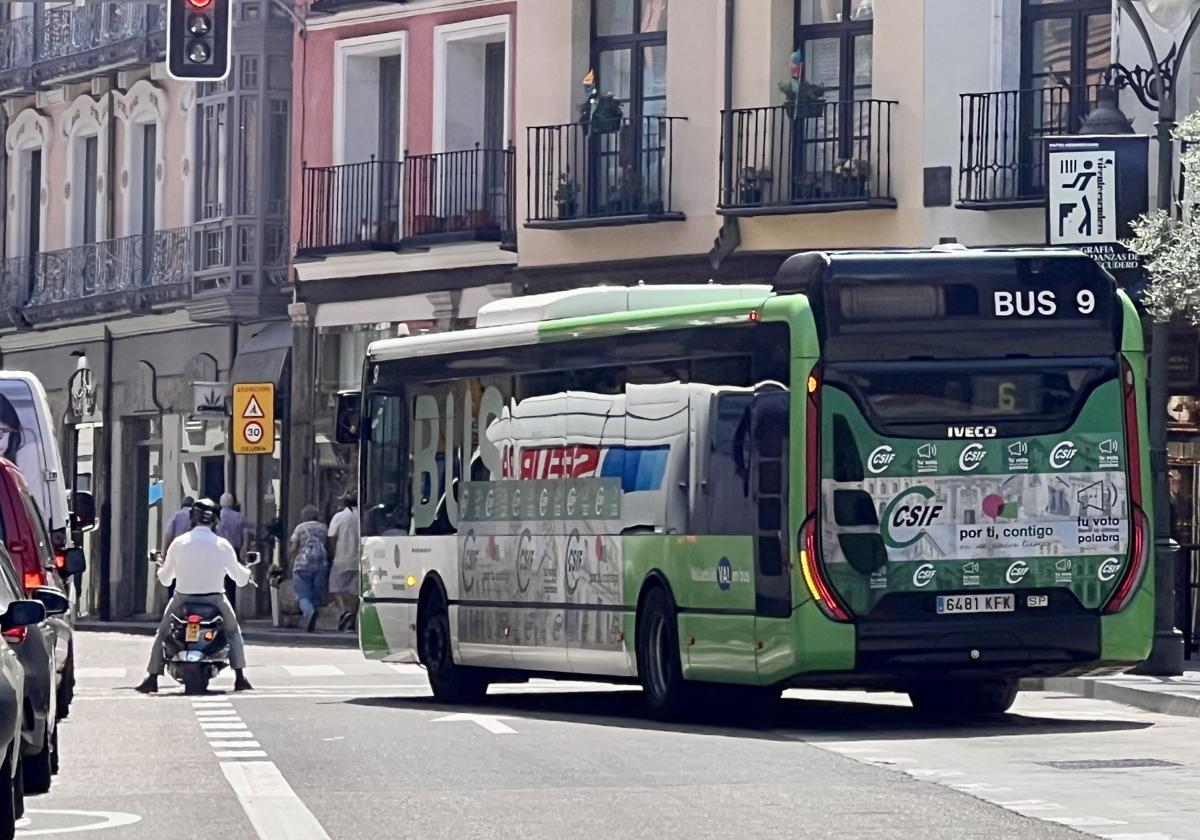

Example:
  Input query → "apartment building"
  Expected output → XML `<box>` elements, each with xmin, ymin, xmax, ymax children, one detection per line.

<box><xmin>288</xmin><ymin>0</ymin><xmax>516</xmax><ymax>519</ymax></box>
<box><xmin>0</xmin><ymin>0</ymin><xmax>293</xmax><ymax>620</ymax></box>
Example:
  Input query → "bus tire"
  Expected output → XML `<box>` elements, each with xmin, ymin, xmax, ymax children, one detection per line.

<box><xmin>907</xmin><ymin>679</ymin><xmax>1018</xmax><ymax>718</ymax></box>
<box><xmin>637</xmin><ymin>586</ymin><xmax>692</xmax><ymax>720</ymax></box>
<box><xmin>418</xmin><ymin>596</ymin><xmax>488</xmax><ymax>704</ymax></box>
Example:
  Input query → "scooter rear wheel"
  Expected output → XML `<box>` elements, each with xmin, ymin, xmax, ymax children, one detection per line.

<box><xmin>181</xmin><ymin>666</ymin><xmax>209</xmax><ymax>696</ymax></box>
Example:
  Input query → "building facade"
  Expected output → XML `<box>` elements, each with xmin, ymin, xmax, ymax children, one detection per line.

<box><xmin>0</xmin><ymin>0</ymin><xmax>293</xmax><ymax>620</ymax></box>
<box><xmin>288</xmin><ymin>0</ymin><xmax>518</xmax><ymax>523</ymax></box>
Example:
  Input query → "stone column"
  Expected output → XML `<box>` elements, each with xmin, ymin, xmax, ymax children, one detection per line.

<box><xmin>285</xmin><ymin>301</ymin><xmax>315</xmax><ymax>535</ymax></box>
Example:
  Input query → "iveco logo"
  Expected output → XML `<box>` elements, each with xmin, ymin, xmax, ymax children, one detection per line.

<box><xmin>867</xmin><ymin>445</ymin><xmax>897</xmax><ymax>474</ymax></box>
<box><xmin>1006</xmin><ymin>560</ymin><xmax>1030</xmax><ymax>585</ymax></box>
<box><xmin>959</xmin><ymin>443</ymin><xmax>987</xmax><ymax>472</ymax></box>
<box><xmin>1049</xmin><ymin>441</ymin><xmax>1078</xmax><ymax>470</ymax></box>
<box><xmin>948</xmin><ymin>425</ymin><xmax>998</xmax><ymax>439</ymax></box>
<box><xmin>912</xmin><ymin>563</ymin><xmax>936</xmax><ymax>587</ymax></box>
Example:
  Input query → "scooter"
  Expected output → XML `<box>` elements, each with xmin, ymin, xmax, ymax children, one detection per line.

<box><xmin>152</xmin><ymin>552</ymin><xmax>259</xmax><ymax>695</ymax></box>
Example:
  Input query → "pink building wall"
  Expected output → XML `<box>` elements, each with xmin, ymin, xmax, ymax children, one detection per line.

<box><xmin>289</xmin><ymin>1</ymin><xmax>517</xmax><ymax>248</ymax></box>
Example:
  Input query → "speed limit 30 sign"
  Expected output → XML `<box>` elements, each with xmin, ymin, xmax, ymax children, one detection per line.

<box><xmin>232</xmin><ymin>383</ymin><xmax>274</xmax><ymax>455</ymax></box>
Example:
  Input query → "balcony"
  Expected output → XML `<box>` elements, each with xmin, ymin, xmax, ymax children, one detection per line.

<box><xmin>20</xmin><ymin>228</ymin><xmax>192</xmax><ymax>325</ymax></box>
<box><xmin>718</xmin><ymin>100</ymin><xmax>896</xmax><ymax>216</ymax></box>
<box><xmin>298</xmin><ymin>146</ymin><xmax>516</xmax><ymax>256</ymax></box>
<box><xmin>525</xmin><ymin>116</ymin><xmax>686</xmax><ymax>229</ymax></box>
<box><xmin>38</xmin><ymin>0</ymin><xmax>163</xmax><ymax>84</ymax></box>
<box><xmin>0</xmin><ymin>17</ymin><xmax>35</xmax><ymax>93</ymax></box>
<box><xmin>958</xmin><ymin>84</ymin><xmax>1101</xmax><ymax>209</ymax></box>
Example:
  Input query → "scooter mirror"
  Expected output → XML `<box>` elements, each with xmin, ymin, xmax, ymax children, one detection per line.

<box><xmin>244</xmin><ymin>551</ymin><xmax>261</xmax><ymax>566</ymax></box>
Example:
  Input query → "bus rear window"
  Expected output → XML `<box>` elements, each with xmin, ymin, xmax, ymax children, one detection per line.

<box><xmin>825</xmin><ymin>358</ymin><xmax>1117</xmax><ymax>434</ymax></box>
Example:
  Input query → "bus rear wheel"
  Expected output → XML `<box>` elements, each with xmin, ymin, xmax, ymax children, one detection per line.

<box><xmin>637</xmin><ymin>586</ymin><xmax>692</xmax><ymax>720</ymax></box>
<box><xmin>907</xmin><ymin>679</ymin><xmax>1018</xmax><ymax>719</ymax></box>
<box><xmin>419</xmin><ymin>596</ymin><xmax>488</xmax><ymax>704</ymax></box>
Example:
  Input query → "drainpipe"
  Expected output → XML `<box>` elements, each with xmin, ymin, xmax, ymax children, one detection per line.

<box><xmin>98</xmin><ymin>326</ymin><xmax>114</xmax><ymax>620</ymax></box>
<box><xmin>0</xmin><ymin>108</ymin><xmax>8</xmax><ymax>261</ymax></box>
<box><xmin>707</xmin><ymin>0</ymin><xmax>740</xmax><ymax>270</ymax></box>
<box><xmin>106</xmin><ymin>72</ymin><xmax>117</xmax><ymax>241</ymax></box>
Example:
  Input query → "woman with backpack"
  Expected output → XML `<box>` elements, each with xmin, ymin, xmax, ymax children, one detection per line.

<box><xmin>289</xmin><ymin>505</ymin><xmax>329</xmax><ymax>632</ymax></box>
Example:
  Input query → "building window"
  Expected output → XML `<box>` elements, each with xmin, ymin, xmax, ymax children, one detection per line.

<box><xmin>70</xmin><ymin>134</ymin><xmax>99</xmax><ymax>246</ymax></box>
<box><xmin>591</xmin><ymin>0</ymin><xmax>667</xmax><ymax>122</ymax></box>
<box><xmin>238</xmin><ymin>97</ymin><xmax>259</xmax><ymax>215</ymax></box>
<box><xmin>336</xmin><ymin>35</ymin><xmax>406</xmax><ymax>166</ymax></box>
<box><xmin>267</xmin><ymin>99</ymin><xmax>289</xmax><ymax>216</ymax></box>
<box><xmin>794</xmin><ymin>0</ymin><xmax>873</xmax><ymax>102</ymax></box>
<box><xmin>1021</xmin><ymin>0</ymin><xmax>1110</xmax><ymax>134</ymax></box>
<box><xmin>198</xmin><ymin>101</ymin><xmax>227</xmax><ymax>220</ymax></box>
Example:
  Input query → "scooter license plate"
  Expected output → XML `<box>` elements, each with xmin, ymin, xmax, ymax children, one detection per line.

<box><xmin>185</xmin><ymin>624</ymin><xmax>200</xmax><ymax>642</ymax></box>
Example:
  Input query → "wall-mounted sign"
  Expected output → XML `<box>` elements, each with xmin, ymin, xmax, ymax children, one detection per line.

<box><xmin>192</xmin><ymin>381</ymin><xmax>229</xmax><ymax>417</ymax></box>
<box><xmin>232</xmin><ymin>383</ymin><xmax>274</xmax><ymax>456</ymax></box>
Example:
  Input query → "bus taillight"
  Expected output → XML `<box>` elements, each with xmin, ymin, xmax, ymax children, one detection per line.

<box><xmin>1105</xmin><ymin>358</ymin><xmax>1147</xmax><ymax>614</ymax></box>
<box><xmin>802</xmin><ymin>372</ymin><xmax>850</xmax><ymax>622</ymax></box>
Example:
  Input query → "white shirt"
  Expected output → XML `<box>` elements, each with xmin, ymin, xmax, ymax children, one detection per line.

<box><xmin>327</xmin><ymin>507</ymin><xmax>360</xmax><ymax>570</ymax></box>
<box><xmin>158</xmin><ymin>526</ymin><xmax>251</xmax><ymax>595</ymax></box>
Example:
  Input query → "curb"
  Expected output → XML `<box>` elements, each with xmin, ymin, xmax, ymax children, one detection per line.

<box><xmin>1024</xmin><ymin>676</ymin><xmax>1200</xmax><ymax>718</ymax></box>
<box><xmin>75</xmin><ymin>620</ymin><xmax>359</xmax><ymax>650</ymax></box>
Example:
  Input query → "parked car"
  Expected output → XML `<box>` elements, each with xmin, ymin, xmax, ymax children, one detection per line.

<box><xmin>0</xmin><ymin>460</ymin><xmax>77</xmax><ymax>794</ymax></box>
<box><xmin>0</xmin><ymin>595</ymin><xmax>48</xmax><ymax>839</ymax></box>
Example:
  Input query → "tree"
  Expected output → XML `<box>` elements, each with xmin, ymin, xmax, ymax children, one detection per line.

<box><xmin>1126</xmin><ymin>111</ymin><xmax>1200</xmax><ymax>323</ymax></box>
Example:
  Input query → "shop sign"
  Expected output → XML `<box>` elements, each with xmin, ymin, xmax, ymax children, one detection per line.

<box><xmin>192</xmin><ymin>381</ymin><xmax>229</xmax><ymax>417</ymax></box>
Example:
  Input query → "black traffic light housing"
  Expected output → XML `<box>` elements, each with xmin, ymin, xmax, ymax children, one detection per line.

<box><xmin>166</xmin><ymin>0</ymin><xmax>232</xmax><ymax>81</ymax></box>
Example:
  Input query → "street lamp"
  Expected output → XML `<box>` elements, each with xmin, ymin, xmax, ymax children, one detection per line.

<box><xmin>1112</xmin><ymin>0</ymin><xmax>1200</xmax><ymax>675</ymax></box>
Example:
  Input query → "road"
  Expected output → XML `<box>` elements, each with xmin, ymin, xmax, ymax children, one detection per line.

<box><xmin>20</xmin><ymin>631</ymin><xmax>1200</xmax><ymax>839</ymax></box>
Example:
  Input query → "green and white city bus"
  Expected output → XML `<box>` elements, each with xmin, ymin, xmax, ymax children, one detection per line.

<box><xmin>344</xmin><ymin>245</ymin><xmax>1152</xmax><ymax>718</ymax></box>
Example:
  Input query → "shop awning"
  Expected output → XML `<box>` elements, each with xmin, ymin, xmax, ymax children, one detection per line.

<box><xmin>231</xmin><ymin>322</ymin><xmax>292</xmax><ymax>392</ymax></box>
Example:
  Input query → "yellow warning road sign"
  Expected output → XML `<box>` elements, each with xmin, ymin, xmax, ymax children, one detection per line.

<box><xmin>232</xmin><ymin>383</ymin><xmax>274</xmax><ymax>455</ymax></box>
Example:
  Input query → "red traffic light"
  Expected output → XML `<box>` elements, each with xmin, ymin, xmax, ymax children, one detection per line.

<box><xmin>186</xmin><ymin>0</ymin><xmax>213</xmax><ymax>7</ymax></box>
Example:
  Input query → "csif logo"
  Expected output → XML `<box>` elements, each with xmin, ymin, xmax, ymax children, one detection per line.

<box><xmin>912</xmin><ymin>563</ymin><xmax>936</xmax><ymax>588</ymax></box>
<box><xmin>867</xmin><ymin>445</ymin><xmax>897</xmax><ymax>474</ymax></box>
<box><xmin>1006</xmin><ymin>560</ymin><xmax>1030</xmax><ymax>585</ymax></box>
<box><xmin>1049</xmin><ymin>441</ymin><xmax>1078</xmax><ymax>470</ymax></box>
<box><xmin>1098</xmin><ymin>557</ymin><xmax>1121</xmax><ymax>582</ymax></box>
<box><xmin>959</xmin><ymin>443</ymin><xmax>987</xmax><ymax>472</ymax></box>
<box><xmin>881</xmin><ymin>486</ymin><xmax>944</xmax><ymax>549</ymax></box>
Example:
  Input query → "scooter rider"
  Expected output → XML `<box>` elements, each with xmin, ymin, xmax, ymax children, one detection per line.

<box><xmin>136</xmin><ymin>498</ymin><xmax>254</xmax><ymax>693</ymax></box>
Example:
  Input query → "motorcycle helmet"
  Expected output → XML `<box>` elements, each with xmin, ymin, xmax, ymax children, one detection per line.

<box><xmin>190</xmin><ymin>498</ymin><xmax>220</xmax><ymax>529</ymax></box>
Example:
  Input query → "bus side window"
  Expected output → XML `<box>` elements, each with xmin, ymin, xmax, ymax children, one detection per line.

<box><xmin>704</xmin><ymin>394</ymin><xmax>755</xmax><ymax>535</ymax></box>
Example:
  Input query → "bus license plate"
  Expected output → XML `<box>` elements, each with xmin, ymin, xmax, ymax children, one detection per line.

<box><xmin>936</xmin><ymin>594</ymin><xmax>1014</xmax><ymax>615</ymax></box>
<box><xmin>185</xmin><ymin>624</ymin><xmax>200</xmax><ymax>642</ymax></box>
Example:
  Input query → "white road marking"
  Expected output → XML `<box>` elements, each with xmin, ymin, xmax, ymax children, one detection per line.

<box><xmin>215</xmin><ymin>750</ymin><xmax>269</xmax><ymax>759</ymax></box>
<box><xmin>1048</xmin><ymin>817</ymin><xmax>1128</xmax><ymax>827</ymax></box>
<box><xmin>200</xmin><ymin>722</ymin><xmax>249</xmax><ymax>730</ymax></box>
<box><xmin>210</xmin><ymin>740</ymin><xmax>261</xmax><ymax>749</ymax></box>
<box><xmin>220</xmin><ymin>761</ymin><xmax>331</xmax><ymax>840</ymax></box>
<box><xmin>73</xmin><ymin>667</ymin><xmax>127</xmax><ymax>679</ymax></box>
<box><xmin>15</xmin><ymin>809</ymin><xmax>142</xmax><ymax>836</ymax></box>
<box><xmin>280</xmin><ymin>665</ymin><xmax>344</xmax><ymax>678</ymax></box>
<box><xmin>194</xmin><ymin>709</ymin><xmax>238</xmax><ymax>716</ymax></box>
<box><xmin>432</xmin><ymin>713</ymin><xmax>517</xmax><ymax>734</ymax></box>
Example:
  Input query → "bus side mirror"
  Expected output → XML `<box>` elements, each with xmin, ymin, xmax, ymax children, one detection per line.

<box><xmin>335</xmin><ymin>391</ymin><xmax>361</xmax><ymax>445</ymax></box>
<box><xmin>70</xmin><ymin>491</ymin><xmax>97</xmax><ymax>532</ymax></box>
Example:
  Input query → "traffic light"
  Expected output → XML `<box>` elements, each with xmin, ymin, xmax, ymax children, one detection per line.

<box><xmin>166</xmin><ymin>0</ymin><xmax>231</xmax><ymax>81</ymax></box>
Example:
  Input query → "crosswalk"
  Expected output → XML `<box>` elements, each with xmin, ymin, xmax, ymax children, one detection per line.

<box><xmin>75</xmin><ymin>662</ymin><xmax>427</xmax><ymax>682</ymax></box>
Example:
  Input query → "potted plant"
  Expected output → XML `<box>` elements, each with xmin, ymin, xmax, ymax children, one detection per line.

<box><xmin>833</xmin><ymin>157</ymin><xmax>871</xmax><ymax>197</ymax></box>
<box><xmin>739</xmin><ymin>167</ymin><xmax>772</xmax><ymax>204</ymax></box>
<box><xmin>580</xmin><ymin>91</ymin><xmax>624</xmax><ymax>134</ymax></box>
<box><xmin>554</xmin><ymin>172</ymin><xmax>579</xmax><ymax>218</ymax></box>
<box><xmin>792</xmin><ymin>171</ymin><xmax>825</xmax><ymax>201</ymax></box>
<box><xmin>779</xmin><ymin>79</ymin><xmax>826</xmax><ymax>120</ymax></box>
<box><xmin>617</xmin><ymin>166</ymin><xmax>645</xmax><ymax>212</ymax></box>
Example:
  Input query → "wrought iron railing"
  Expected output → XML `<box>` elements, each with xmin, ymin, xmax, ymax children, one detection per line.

<box><xmin>40</xmin><ymin>0</ymin><xmax>159</xmax><ymax>63</ymax></box>
<box><xmin>0</xmin><ymin>256</ymin><xmax>33</xmax><ymax>309</ymax></box>
<box><xmin>299</xmin><ymin>146</ymin><xmax>515</xmax><ymax>254</ymax></box>
<box><xmin>718</xmin><ymin>100</ymin><xmax>896</xmax><ymax>212</ymax></box>
<box><xmin>526</xmin><ymin>116</ymin><xmax>684</xmax><ymax>224</ymax></box>
<box><xmin>959</xmin><ymin>84</ymin><xmax>1103</xmax><ymax>206</ymax></box>
<box><xmin>0</xmin><ymin>16</ymin><xmax>34</xmax><ymax>72</ymax></box>
<box><xmin>29</xmin><ymin>227</ymin><xmax>193</xmax><ymax>310</ymax></box>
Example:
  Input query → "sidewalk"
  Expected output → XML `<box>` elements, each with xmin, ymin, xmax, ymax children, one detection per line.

<box><xmin>1024</xmin><ymin>662</ymin><xmax>1200</xmax><ymax>718</ymax></box>
<box><xmin>75</xmin><ymin>618</ymin><xmax>359</xmax><ymax>649</ymax></box>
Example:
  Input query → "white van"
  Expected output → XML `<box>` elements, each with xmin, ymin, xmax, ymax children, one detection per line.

<box><xmin>0</xmin><ymin>372</ymin><xmax>74</xmax><ymax>549</ymax></box>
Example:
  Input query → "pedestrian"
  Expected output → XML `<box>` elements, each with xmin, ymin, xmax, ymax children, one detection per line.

<box><xmin>289</xmin><ymin>505</ymin><xmax>328</xmax><ymax>632</ymax></box>
<box><xmin>161</xmin><ymin>496</ymin><xmax>194</xmax><ymax>599</ymax></box>
<box><xmin>327</xmin><ymin>493</ymin><xmax>360</xmax><ymax>632</ymax></box>
<box><xmin>217</xmin><ymin>493</ymin><xmax>250</xmax><ymax>606</ymax></box>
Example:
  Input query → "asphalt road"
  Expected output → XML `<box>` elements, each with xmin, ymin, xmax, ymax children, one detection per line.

<box><xmin>19</xmin><ymin>631</ymin><xmax>1200</xmax><ymax>839</ymax></box>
